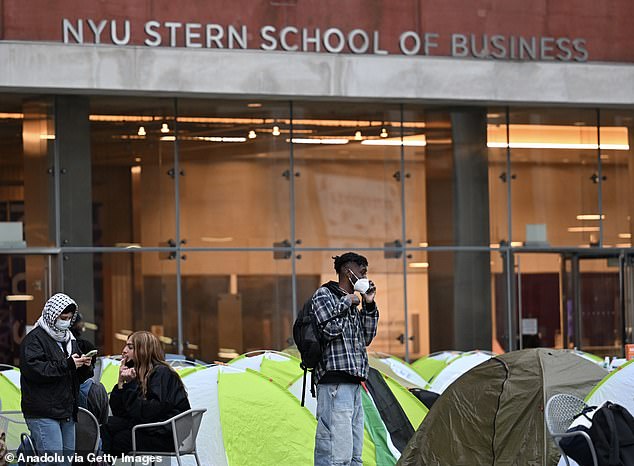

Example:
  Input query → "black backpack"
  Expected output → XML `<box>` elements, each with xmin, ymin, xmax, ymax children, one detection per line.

<box><xmin>292</xmin><ymin>281</ymin><xmax>346</xmax><ymax>406</ymax></box>
<box><xmin>588</xmin><ymin>401</ymin><xmax>634</xmax><ymax>466</ymax></box>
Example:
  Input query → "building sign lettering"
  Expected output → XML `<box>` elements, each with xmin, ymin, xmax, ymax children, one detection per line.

<box><xmin>62</xmin><ymin>19</ymin><xmax>589</xmax><ymax>62</ymax></box>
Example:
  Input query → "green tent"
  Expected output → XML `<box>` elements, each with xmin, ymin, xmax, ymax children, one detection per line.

<box><xmin>0</xmin><ymin>368</ymin><xmax>21</xmax><ymax>411</ymax></box>
<box><xmin>368</xmin><ymin>353</ymin><xmax>426</xmax><ymax>389</ymax></box>
<box><xmin>0</xmin><ymin>368</ymin><xmax>24</xmax><ymax>452</ymax></box>
<box><xmin>398</xmin><ymin>348</ymin><xmax>607</xmax><ymax>466</ymax></box>
<box><xmin>586</xmin><ymin>359</ymin><xmax>634</xmax><ymax>414</ymax></box>
<box><xmin>411</xmin><ymin>351</ymin><xmax>461</xmax><ymax>382</ymax></box>
<box><xmin>229</xmin><ymin>350</ymin><xmax>302</xmax><ymax>388</ymax></box>
<box><xmin>382</xmin><ymin>374</ymin><xmax>428</xmax><ymax>429</ymax></box>
<box><xmin>425</xmin><ymin>350</ymin><xmax>493</xmax><ymax>394</ymax></box>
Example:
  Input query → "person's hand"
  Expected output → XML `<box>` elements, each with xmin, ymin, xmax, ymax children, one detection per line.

<box><xmin>71</xmin><ymin>353</ymin><xmax>91</xmax><ymax>369</ymax></box>
<box><xmin>346</xmin><ymin>293</ymin><xmax>361</xmax><ymax>307</ymax></box>
<box><xmin>363</xmin><ymin>280</ymin><xmax>376</xmax><ymax>303</ymax></box>
<box><xmin>118</xmin><ymin>358</ymin><xmax>136</xmax><ymax>388</ymax></box>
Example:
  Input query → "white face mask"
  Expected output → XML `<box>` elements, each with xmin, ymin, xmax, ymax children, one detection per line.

<box><xmin>55</xmin><ymin>319</ymin><xmax>72</xmax><ymax>331</ymax></box>
<box><xmin>348</xmin><ymin>270</ymin><xmax>371</xmax><ymax>294</ymax></box>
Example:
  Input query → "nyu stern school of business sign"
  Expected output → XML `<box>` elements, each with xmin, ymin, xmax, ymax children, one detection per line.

<box><xmin>62</xmin><ymin>18</ymin><xmax>589</xmax><ymax>62</ymax></box>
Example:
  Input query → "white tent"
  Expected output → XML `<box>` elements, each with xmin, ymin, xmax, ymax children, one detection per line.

<box><xmin>426</xmin><ymin>351</ymin><xmax>493</xmax><ymax>394</ymax></box>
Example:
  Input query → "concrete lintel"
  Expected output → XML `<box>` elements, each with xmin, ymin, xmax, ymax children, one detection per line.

<box><xmin>2</xmin><ymin>41</ymin><xmax>634</xmax><ymax>106</ymax></box>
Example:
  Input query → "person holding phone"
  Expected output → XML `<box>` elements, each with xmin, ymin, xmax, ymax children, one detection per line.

<box><xmin>20</xmin><ymin>293</ymin><xmax>92</xmax><ymax>466</ymax></box>
<box><xmin>312</xmin><ymin>252</ymin><xmax>379</xmax><ymax>466</ymax></box>
<box><xmin>69</xmin><ymin>312</ymin><xmax>109</xmax><ymax>427</ymax></box>
<box><xmin>101</xmin><ymin>331</ymin><xmax>190</xmax><ymax>456</ymax></box>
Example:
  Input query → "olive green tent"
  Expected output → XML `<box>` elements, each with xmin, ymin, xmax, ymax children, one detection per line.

<box><xmin>398</xmin><ymin>348</ymin><xmax>607</xmax><ymax>466</ymax></box>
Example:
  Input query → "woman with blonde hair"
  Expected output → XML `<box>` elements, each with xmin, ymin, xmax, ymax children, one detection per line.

<box><xmin>102</xmin><ymin>331</ymin><xmax>190</xmax><ymax>455</ymax></box>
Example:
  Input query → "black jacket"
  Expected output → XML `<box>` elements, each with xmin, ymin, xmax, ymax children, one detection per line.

<box><xmin>109</xmin><ymin>364</ymin><xmax>190</xmax><ymax>429</ymax></box>
<box><xmin>20</xmin><ymin>326</ymin><xmax>91</xmax><ymax>420</ymax></box>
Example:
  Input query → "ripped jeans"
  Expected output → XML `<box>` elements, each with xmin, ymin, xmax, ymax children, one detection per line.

<box><xmin>314</xmin><ymin>383</ymin><xmax>364</xmax><ymax>466</ymax></box>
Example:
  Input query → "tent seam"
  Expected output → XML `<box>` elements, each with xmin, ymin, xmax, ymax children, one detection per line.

<box><xmin>490</xmin><ymin>357</ymin><xmax>509</xmax><ymax>466</ymax></box>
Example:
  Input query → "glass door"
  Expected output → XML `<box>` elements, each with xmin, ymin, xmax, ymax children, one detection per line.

<box><xmin>561</xmin><ymin>252</ymin><xmax>633</xmax><ymax>357</ymax></box>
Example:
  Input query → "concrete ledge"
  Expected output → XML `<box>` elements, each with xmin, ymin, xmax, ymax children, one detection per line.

<box><xmin>2</xmin><ymin>40</ymin><xmax>634</xmax><ymax>105</ymax></box>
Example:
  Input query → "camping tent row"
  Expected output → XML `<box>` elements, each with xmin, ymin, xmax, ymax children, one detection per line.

<box><xmin>409</xmin><ymin>349</ymin><xmax>606</xmax><ymax>394</ymax></box>
<box><xmin>86</xmin><ymin>351</ymin><xmax>430</xmax><ymax>465</ymax></box>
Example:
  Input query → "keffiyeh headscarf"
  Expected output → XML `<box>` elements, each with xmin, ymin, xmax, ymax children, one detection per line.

<box><xmin>35</xmin><ymin>293</ymin><xmax>77</xmax><ymax>354</ymax></box>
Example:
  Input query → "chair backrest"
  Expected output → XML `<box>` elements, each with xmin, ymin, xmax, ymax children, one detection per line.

<box><xmin>75</xmin><ymin>407</ymin><xmax>100</xmax><ymax>456</ymax></box>
<box><xmin>0</xmin><ymin>410</ymin><xmax>27</xmax><ymax>452</ymax></box>
<box><xmin>172</xmin><ymin>408</ymin><xmax>206</xmax><ymax>454</ymax></box>
<box><xmin>545</xmin><ymin>393</ymin><xmax>588</xmax><ymax>435</ymax></box>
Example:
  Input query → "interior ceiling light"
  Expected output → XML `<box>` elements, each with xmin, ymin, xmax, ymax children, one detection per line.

<box><xmin>354</xmin><ymin>130</ymin><xmax>363</xmax><ymax>141</ymax></box>
<box><xmin>618</xmin><ymin>233</ymin><xmax>632</xmax><ymax>239</ymax></box>
<box><xmin>272</xmin><ymin>125</ymin><xmax>281</xmax><ymax>136</ymax></box>
<box><xmin>487</xmin><ymin>124</ymin><xmax>630</xmax><ymax>150</ymax></box>
<box><xmin>160</xmin><ymin>135</ymin><xmax>176</xmax><ymax>141</ymax></box>
<box><xmin>408</xmin><ymin>262</ymin><xmax>429</xmax><ymax>268</ymax></box>
<box><xmin>248</xmin><ymin>130</ymin><xmax>257</xmax><ymax>139</ymax></box>
<box><xmin>160</xmin><ymin>123</ymin><xmax>170</xmax><ymax>133</ymax></box>
<box><xmin>0</xmin><ymin>112</ymin><xmax>24</xmax><ymax>119</ymax></box>
<box><xmin>380</xmin><ymin>127</ymin><xmax>388</xmax><ymax>138</ymax></box>
<box><xmin>288</xmin><ymin>138</ymin><xmax>349</xmax><ymax>145</ymax></box>
<box><xmin>247</xmin><ymin>103</ymin><xmax>262</xmax><ymax>108</ymax></box>
<box><xmin>567</xmin><ymin>226</ymin><xmax>601</xmax><ymax>232</ymax></box>
<box><xmin>6</xmin><ymin>294</ymin><xmax>34</xmax><ymax>301</ymax></box>
<box><xmin>361</xmin><ymin>134</ymin><xmax>426</xmax><ymax>147</ymax></box>
<box><xmin>88</xmin><ymin>114</ymin><xmax>425</xmax><ymax>128</ymax></box>
<box><xmin>189</xmin><ymin>136</ymin><xmax>246</xmax><ymax>143</ymax></box>
<box><xmin>137</xmin><ymin>126</ymin><xmax>146</xmax><ymax>136</ymax></box>
<box><xmin>576</xmin><ymin>214</ymin><xmax>605</xmax><ymax>220</ymax></box>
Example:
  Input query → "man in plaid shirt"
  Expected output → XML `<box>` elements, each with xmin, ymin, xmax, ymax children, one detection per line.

<box><xmin>312</xmin><ymin>252</ymin><xmax>379</xmax><ymax>466</ymax></box>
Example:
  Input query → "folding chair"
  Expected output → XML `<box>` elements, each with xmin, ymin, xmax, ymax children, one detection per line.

<box><xmin>131</xmin><ymin>408</ymin><xmax>206</xmax><ymax>466</ymax></box>
<box><xmin>75</xmin><ymin>407</ymin><xmax>100</xmax><ymax>461</ymax></box>
<box><xmin>545</xmin><ymin>393</ymin><xmax>598</xmax><ymax>466</ymax></box>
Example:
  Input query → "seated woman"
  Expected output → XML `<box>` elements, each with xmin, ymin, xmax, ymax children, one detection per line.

<box><xmin>102</xmin><ymin>331</ymin><xmax>190</xmax><ymax>455</ymax></box>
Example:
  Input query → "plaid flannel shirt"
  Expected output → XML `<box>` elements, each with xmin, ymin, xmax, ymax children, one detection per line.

<box><xmin>312</xmin><ymin>282</ymin><xmax>379</xmax><ymax>383</ymax></box>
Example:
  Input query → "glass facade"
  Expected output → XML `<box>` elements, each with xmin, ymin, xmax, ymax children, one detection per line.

<box><xmin>1</xmin><ymin>95</ymin><xmax>633</xmax><ymax>363</ymax></box>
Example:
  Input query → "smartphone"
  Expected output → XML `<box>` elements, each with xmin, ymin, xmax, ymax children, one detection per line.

<box><xmin>83</xmin><ymin>349</ymin><xmax>98</xmax><ymax>358</ymax></box>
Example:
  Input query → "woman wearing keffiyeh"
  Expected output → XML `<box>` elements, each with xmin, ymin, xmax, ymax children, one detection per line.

<box><xmin>19</xmin><ymin>293</ymin><xmax>92</xmax><ymax>466</ymax></box>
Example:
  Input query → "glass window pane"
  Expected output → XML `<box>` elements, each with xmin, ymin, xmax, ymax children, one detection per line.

<box><xmin>0</xmin><ymin>96</ymin><xmax>55</xmax><ymax>247</ymax></box>
<box><xmin>514</xmin><ymin>253</ymin><xmax>563</xmax><ymax>350</ymax></box>
<box><xmin>406</xmin><ymin>108</ymin><xmax>490</xmax><ymax>247</ymax></box>
<box><xmin>180</xmin><ymin>251</ymin><xmax>293</xmax><ymax>363</ymax></box>
<box><xmin>177</xmin><ymin>99</ymin><xmax>291</xmax><ymax>248</ymax></box>
<box><xmin>413</xmin><ymin>249</ymin><xmax>493</xmax><ymax>352</ymax></box>
<box><xmin>599</xmin><ymin>110</ymin><xmax>633</xmax><ymax>247</ymax></box>
<box><xmin>507</xmin><ymin>108</ymin><xmax>599</xmax><ymax>247</ymax></box>
<box><xmin>578</xmin><ymin>258</ymin><xmax>621</xmax><ymax>356</ymax></box>
<box><xmin>292</xmin><ymin>102</ymin><xmax>402</xmax><ymax>248</ymax></box>
<box><xmin>487</xmin><ymin>108</ymin><xmax>510</xmax><ymax>246</ymax></box>
<box><xmin>89</xmin><ymin>97</ymin><xmax>176</xmax><ymax>247</ymax></box>
<box><xmin>65</xmin><ymin>251</ymin><xmax>177</xmax><ymax>356</ymax></box>
<box><xmin>402</xmin><ymin>106</ymin><xmax>427</xmax><ymax>248</ymax></box>
<box><xmin>0</xmin><ymin>253</ymin><xmax>59</xmax><ymax>365</ymax></box>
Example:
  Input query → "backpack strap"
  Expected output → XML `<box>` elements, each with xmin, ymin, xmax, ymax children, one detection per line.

<box><xmin>300</xmin><ymin>366</ymin><xmax>308</xmax><ymax>407</ymax></box>
<box><xmin>604</xmin><ymin>403</ymin><xmax>620</xmax><ymax>466</ymax></box>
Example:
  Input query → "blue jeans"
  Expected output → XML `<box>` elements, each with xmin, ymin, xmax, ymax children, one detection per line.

<box><xmin>314</xmin><ymin>383</ymin><xmax>364</xmax><ymax>466</ymax></box>
<box><xmin>24</xmin><ymin>417</ymin><xmax>75</xmax><ymax>466</ymax></box>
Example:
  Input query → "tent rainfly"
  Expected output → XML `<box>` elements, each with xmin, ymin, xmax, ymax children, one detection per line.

<box><xmin>397</xmin><ymin>348</ymin><xmax>607</xmax><ymax>466</ymax></box>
